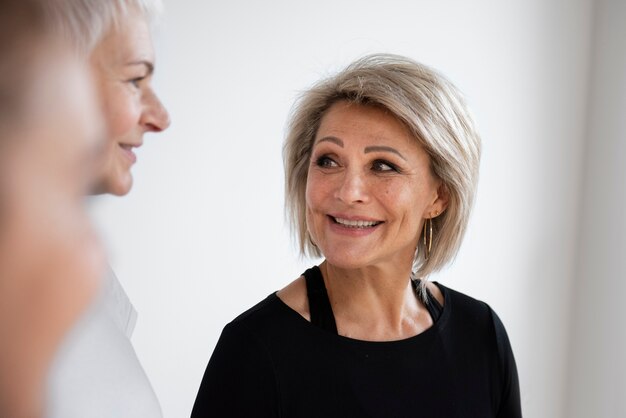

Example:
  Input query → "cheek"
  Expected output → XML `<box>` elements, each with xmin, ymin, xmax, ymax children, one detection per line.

<box><xmin>379</xmin><ymin>179</ymin><xmax>424</xmax><ymax>222</ymax></box>
<box><xmin>305</xmin><ymin>170</ymin><xmax>332</xmax><ymax>214</ymax></box>
<box><xmin>102</xmin><ymin>87</ymin><xmax>141</xmax><ymax>138</ymax></box>
<box><xmin>304</xmin><ymin>171</ymin><xmax>331</xmax><ymax>236</ymax></box>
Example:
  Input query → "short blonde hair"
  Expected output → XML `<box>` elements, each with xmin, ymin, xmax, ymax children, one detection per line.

<box><xmin>49</xmin><ymin>0</ymin><xmax>163</xmax><ymax>53</ymax></box>
<box><xmin>284</xmin><ymin>54</ymin><xmax>481</xmax><ymax>279</ymax></box>
<box><xmin>0</xmin><ymin>0</ymin><xmax>161</xmax><ymax>128</ymax></box>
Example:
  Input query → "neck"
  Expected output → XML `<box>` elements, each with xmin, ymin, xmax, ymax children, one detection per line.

<box><xmin>320</xmin><ymin>260</ymin><xmax>428</xmax><ymax>340</ymax></box>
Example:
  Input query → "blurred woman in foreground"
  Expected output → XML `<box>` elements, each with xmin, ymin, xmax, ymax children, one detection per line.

<box><xmin>0</xmin><ymin>0</ymin><xmax>105</xmax><ymax>416</ymax></box>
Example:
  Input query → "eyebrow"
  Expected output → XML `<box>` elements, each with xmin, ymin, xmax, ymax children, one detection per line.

<box><xmin>316</xmin><ymin>137</ymin><xmax>406</xmax><ymax>161</ymax></box>
<box><xmin>126</xmin><ymin>60</ymin><xmax>154</xmax><ymax>76</ymax></box>
<box><xmin>364</xmin><ymin>145</ymin><xmax>407</xmax><ymax>161</ymax></box>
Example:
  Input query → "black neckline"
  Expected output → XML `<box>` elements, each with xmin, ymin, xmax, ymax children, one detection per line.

<box><xmin>272</xmin><ymin>265</ymin><xmax>450</xmax><ymax>346</ymax></box>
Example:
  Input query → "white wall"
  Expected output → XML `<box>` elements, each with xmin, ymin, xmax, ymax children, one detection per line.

<box><xmin>567</xmin><ymin>1</ymin><xmax>626</xmax><ymax>416</ymax></box>
<box><xmin>92</xmin><ymin>1</ymin><xmax>594</xmax><ymax>416</ymax></box>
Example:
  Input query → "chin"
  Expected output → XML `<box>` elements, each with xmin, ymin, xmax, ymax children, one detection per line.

<box><xmin>92</xmin><ymin>172</ymin><xmax>133</xmax><ymax>196</ymax></box>
<box><xmin>321</xmin><ymin>248</ymin><xmax>374</xmax><ymax>270</ymax></box>
<box><xmin>110</xmin><ymin>175</ymin><xmax>133</xmax><ymax>196</ymax></box>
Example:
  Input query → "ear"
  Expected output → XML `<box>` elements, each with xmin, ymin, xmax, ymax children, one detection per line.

<box><xmin>424</xmin><ymin>183</ymin><xmax>449</xmax><ymax>218</ymax></box>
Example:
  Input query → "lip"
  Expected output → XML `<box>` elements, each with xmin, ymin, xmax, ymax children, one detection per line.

<box><xmin>326</xmin><ymin>214</ymin><xmax>384</xmax><ymax>237</ymax></box>
<box><xmin>328</xmin><ymin>213</ymin><xmax>383</xmax><ymax>223</ymax></box>
<box><xmin>118</xmin><ymin>143</ymin><xmax>141</xmax><ymax>164</ymax></box>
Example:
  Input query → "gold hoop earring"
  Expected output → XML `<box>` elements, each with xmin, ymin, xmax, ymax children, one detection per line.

<box><xmin>423</xmin><ymin>211</ymin><xmax>438</xmax><ymax>260</ymax></box>
<box><xmin>423</xmin><ymin>218</ymin><xmax>432</xmax><ymax>259</ymax></box>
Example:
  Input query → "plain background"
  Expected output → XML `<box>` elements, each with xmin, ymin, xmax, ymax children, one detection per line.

<box><xmin>90</xmin><ymin>1</ymin><xmax>625</xmax><ymax>417</ymax></box>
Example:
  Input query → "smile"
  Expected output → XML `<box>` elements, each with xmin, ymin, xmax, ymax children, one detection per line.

<box><xmin>119</xmin><ymin>143</ymin><xmax>141</xmax><ymax>151</ymax></box>
<box><xmin>330</xmin><ymin>216</ymin><xmax>383</xmax><ymax>229</ymax></box>
<box><xmin>119</xmin><ymin>143</ymin><xmax>139</xmax><ymax>163</ymax></box>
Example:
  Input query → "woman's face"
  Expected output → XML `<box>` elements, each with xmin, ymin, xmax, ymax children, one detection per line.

<box><xmin>90</xmin><ymin>10</ymin><xmax>170</xmax><ymax>196</ymax></box>
<box><xmin>305</xmin><ymin>101</ymin><xmax>447</xmax><ymax>271</ymax></box>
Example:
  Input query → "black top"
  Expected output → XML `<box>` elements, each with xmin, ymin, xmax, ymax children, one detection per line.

<box><xmin>192</xmin><ymin>267</ymin><xmax>522</xmax><ymax>417</ymax></box>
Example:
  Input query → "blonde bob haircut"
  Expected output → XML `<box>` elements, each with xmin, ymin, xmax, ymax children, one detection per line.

<box><xmin>284</xmin><ymin>54</ymin><xmax>481</xmax><ymax>280</ymax></box>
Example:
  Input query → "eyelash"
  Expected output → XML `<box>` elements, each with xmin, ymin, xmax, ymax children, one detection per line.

<box><xmin>315</xmin><ymin>156</ymin><xmax>338</xmax><ymax>168</ymax></box>
<box><xmin>314</xmin><ymin>155</ymin><xmax>401</xmax><ymax>173</ymax></box>
<box><xmin>372</xmin><ymin>159</ymin><xmax>400</xmax><ymax>173</ymax></box>
<box><xmin>128</xmin><ymin>76</ymin><xmax>146</xmax><ymax>88</ymax></box>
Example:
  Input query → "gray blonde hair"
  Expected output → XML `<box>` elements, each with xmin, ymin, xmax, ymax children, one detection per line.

<box><xmin>284</xmin><ymin>54</ymin><xmax>481</xmax><ymax>280</ymax></box>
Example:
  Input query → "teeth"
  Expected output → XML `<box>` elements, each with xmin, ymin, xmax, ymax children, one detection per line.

<box><xmin>334</xmin><ymin>217</ymin><xmax>380</xmax><ymax>228</ymax></box>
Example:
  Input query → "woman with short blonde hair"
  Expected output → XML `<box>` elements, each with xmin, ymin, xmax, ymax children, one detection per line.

<box><xmin>285</xmin><ymin>54</ymin><xmax>481</xmax><ymax>283</ymax></box>
<box><xmin>45</xmin><ymin>0</ymin><xmax>170</xmax><ymax>417</ymax></box>
<box><xmin>193</xmin><ymin>54</ymin><xmax>521</xmax><ymax>417</ymax></box>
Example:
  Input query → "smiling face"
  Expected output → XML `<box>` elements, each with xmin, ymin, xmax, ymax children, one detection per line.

<box><xmin>305</xmin><ymin>101</ymin><xmax>448</xmax><ymax>271</ymax></box>
<box><xmin>90</xmin><ymin>9</ymin><xmax>170</xmax><ymax>196</ymax></box>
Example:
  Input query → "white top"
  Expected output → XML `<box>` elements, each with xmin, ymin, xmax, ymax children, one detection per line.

<box><xmin>45</xmin><ymin>267</ymin><xmax>162</xmax><ymax>418</ymax></box>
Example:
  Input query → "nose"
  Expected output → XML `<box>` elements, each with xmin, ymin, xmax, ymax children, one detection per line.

<box><xmin>334</xmin><ymin>168</ymin><xmax>369</xmax><ymax>205</ymax></box>
<box><xmin>141</xmin><ymin>88</ymin><xmax>171</xmax><ymax>132</ymax></box>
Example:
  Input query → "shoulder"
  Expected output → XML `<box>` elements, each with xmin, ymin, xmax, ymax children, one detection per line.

<box><xmin>207</xmin><ymin>295</ymin><xmax>286</xmax><ymax>377</ymax></box>
<box><xmin>194</xmin><ymin>298</ymin><xmax>283</xmax><ymax>417</ymax></box>
<box><xmin>436</xmin><ymin>283</ymin><xmax>518</xmax><ymax>372</ymax></box>
<box><xmin>276</xmin><ymin>275</ymin><xmax>309</xmax><ymax>321</ymax></box>
<box><xmin>223</xmin><ymin>290</ymin><xmax>298</xmax><ymax>346</ymax></box>
<box><xmin>214</xmin><ymin>278</ymin><xmax>313</xmax><ymax>360</ymax></box>
<box><xmin>437</xmin><ymin>282</ymin><xmax>494</xmax><ymax>319</ymax></box>
<box><xmin>231</xmin><ymin>292</ymin><xmax>284</xmax><ymax>325</ymax></box>
<box><xmin>47</xmin><ymin>306</ymin><xmax>161</xmax><ymax>417</ymax></box>
<box><xmin>436</xmin><ymin>287</ymin><xmax>521</xmax><ymax>416</ymax></box>
<box><xmin>435</xmin><ymin>283</ymin><xmax>513</xmax><ymax>346</ymax></box>
<box><xmin>437</xmin><ymin>284</ymin><xmax>521</xmax><ymax>416</ymax></box>
<box><xmin>425</xmin><ymin>280</ymin><xmax>445</xmax><ymax>306</ymax></box>
<box><xmin>99</xmin><ymin>267</ymin><xmax>138</xmax><ymax>338</ymax></box>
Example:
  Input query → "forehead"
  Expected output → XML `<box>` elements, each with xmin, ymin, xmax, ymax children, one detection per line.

<box><xmin>316</xmin><ymin>101</ymin><xmax>416</xmax><ymax>147</ymax></box>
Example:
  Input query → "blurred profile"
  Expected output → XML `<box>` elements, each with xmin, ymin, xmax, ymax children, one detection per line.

<box><xmin>0</xmin><ymin>0</ymin><xmax>106</xmax><ymax>416</ymax></box>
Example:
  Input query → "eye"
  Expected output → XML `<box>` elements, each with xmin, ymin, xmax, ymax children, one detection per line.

<box><xmin>315</xmin><ymin>155</ymin><xmax>339</xmax><ymax>168</ymax></box>
<box><xmin>128</xmin><ymin>76</ymin><xmax>146</xmax><ymax>88</ymax></box>
<box><xmin>372</xmin><ymin>159</ymin><xmax>399</xmax><ymax>172</ymax></box>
